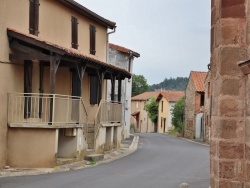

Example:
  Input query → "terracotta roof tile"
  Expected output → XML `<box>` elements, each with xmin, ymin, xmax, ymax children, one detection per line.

<box><xmin>190</xmin><ymin>71</ymin><xmax>207</xmax><ymax>92</ymax></box>
<box><xmin>156</xmin><ymin>90</ymin><xmax>184</xmax><ymax>102</ymax></box>
<box><xmin>109</xmin><ymin>43</ymin><xmax>140</xmax><ymax>58</ymax></box>
<box><xmin>7</xmin><ymin>28</ymin><xmax>131</xmax><ymax>78</ymax></box>
<box><xmin>131</xmin><ymin>91</ymin><xmax>160</xmax><ymax>101</ymax></box>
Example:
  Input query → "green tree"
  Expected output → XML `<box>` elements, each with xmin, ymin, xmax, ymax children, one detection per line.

<box><xmin>171</xmin><ymin>97</ymin><xmax>185</xmax><ymax>133</ymax></box>
<box><xmin>144</xmin><ymin>97</ymin><xmax>158</xmax><ymax>123</ymax></box>
<box><xmin>132</xmin><ymin>74</ymin><xmax>149</xmax><ymax>97</ymax></box>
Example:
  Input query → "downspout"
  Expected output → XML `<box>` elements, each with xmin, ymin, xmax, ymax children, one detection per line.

<box><xmin>106</xmin><ymin>27</ymin><xmax>116</xmax><ymax>100</ymax></box>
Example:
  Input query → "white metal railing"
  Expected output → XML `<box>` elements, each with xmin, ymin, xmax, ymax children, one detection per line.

<box><xmin>94</xmin><ymin>100</ymin><xmax>122</xmax><ymax>140</ymax></box>
<box><xmin>7</xmin><ymin>93</ymin><xmax>88</xmax><ymax>126</ymax></box>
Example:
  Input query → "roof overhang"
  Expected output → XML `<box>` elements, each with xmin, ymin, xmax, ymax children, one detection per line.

<box><xmin>57</xmin><ymin>0</ymin><xmax>116</xmax><ymax>29</ymax></box>
<box><xmin>7</xmin><ymin>28</ymin><xmax>131</xmax><ymax>79</ymax></box>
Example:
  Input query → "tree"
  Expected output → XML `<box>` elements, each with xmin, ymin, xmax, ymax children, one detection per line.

<box><xmin>132</xmin><ymin>74</ymin><xmax>149</xmax><ymax>96</ymax></box>
<box><xmin>171</xmin><ymin>97</ymin><xmax>185</xmax><ymax>133</ymax></box>
<box><xmin>144</xmin><ymin>97</ymin><xmax>158</xmax><ymax>123</ymax></box>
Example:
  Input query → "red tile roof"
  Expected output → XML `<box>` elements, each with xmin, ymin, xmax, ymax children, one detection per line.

<box><xmin>109</xmin><ymin>43</ymin><xmax>140</xmax><ymax>58</ymax></box>
<box><xmin>132</xmin><ymin>91</ymin><xmax>160</xmax><ymax>101</ymax></box>
<box><xmin>156</xmin><ymin>90</ymin><xmax>184</xmax><ymax>102</ymax></box>
<box><xmin>7</xmin><ymin>28</ymin><xmax>131</xmax><ymax>78</ymax></box>
<box><xmin>190</xmin><ymin>71</ymin><xmax>207</xmax><ymax>92</ymax></box>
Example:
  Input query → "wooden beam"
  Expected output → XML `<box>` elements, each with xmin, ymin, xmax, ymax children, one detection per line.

<box><xmin>9</xmin><ymin>53</ymin><xmax>51</xmax><ymax>61</ymax></box>
<box><xmin>118</xmin><ymin>78</ymin><xmax>122</xmax><ymax>102</ymax></box>
<box><xmin>8</xmin><ymin>30</ymin><xmax>65</xmax><ymax>55</ymax></box>
<box><xmin>10</xmin><ymin>40</ymin><xmax>43</xmax><ymax>55</ymax></box>
<box><xmin>111</xmin><ymin>74</ymin><xmax>116</xmax><ymax>101</ymax></box>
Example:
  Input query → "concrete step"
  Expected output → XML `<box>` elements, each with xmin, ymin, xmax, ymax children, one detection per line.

<box><xmin>86</xmin><ymin>149</ymin><xmax>95</xmax><ymax>155</ymax></box>
<box><xmin>88</xmin><ymin>143</ymin><xmax>94</xmax><ymax>149</ymax></box>
<box><xmin>56</xmin><ymin>158</ymin><xmax>76</xmax><ymax>166</ymax></box>
<box><xmin>84</xmin><ymin>154</ymin><xmax>104</xmax><ymax>162</ymax></box>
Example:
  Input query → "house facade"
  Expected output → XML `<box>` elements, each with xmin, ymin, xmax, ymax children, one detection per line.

<box><xmin>107</xmin><ymin>43</ymin><xmax>140</xmax><ymax>139</ymax></box>
<box><xmin>130</xmin><ymin>91</ymin><xmax>160</xmax><ymax>133</ymax></box>
<box><xmin>156</xmin><ymin>90</ymin><xmax>184</xmax><ymax>133</ymax></box>
<box><xmin>0</xmin><ymin>0</ymin><xmax>131</xmax><ymax>169</ymax></box>
<box><xmin>184</xmin><ymin>71</ymin><xmax>207</xmax><ymax>140</ymax></box>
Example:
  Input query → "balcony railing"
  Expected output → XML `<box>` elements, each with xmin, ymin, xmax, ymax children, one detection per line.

<box><xmin>94</xmin><ymin>100</ymin><xmax>122</xmax><ymax>141</ymax></box>
<box><xmin>7</xmin><ymin>93</ymin><xmax>88</xmax><ymax>127</ymax></box>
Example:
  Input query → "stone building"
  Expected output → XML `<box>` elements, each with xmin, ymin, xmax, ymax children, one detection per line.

<box><xmin>156</xmin><ymin>90</ymin><xmax>184</xmax><ymax>133</ymax></box>
<box><xmin>210</xmin><ymin>0</ymin><xmax>250</xmax><ymax>187</ymax></box>
<box><xmin>184</xmin><ymin>71</ymin><xmax>207</xmax><ymax>139</ymax></box>
<box><xmin>204</xmin><ymin>71</ymin><xmax>211</xmax><ymax>143</ymax></box>
<box><xmin>130</xmin><ymin>91</ymin><xmax>160</xmax><ymax>133</ymax></box>
<box><xmin>0</xmin><ymin>0</ymin><xmax>131</xmax><ymax>169</ymax></box>
<box><xmin>107</xmin><ymin>43</ymin><xmax>140</xmax><ymax>139</ymax></box>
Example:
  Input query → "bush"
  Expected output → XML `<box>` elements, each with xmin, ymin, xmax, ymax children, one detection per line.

<box><xmin>171</xmin><ymin>97</ymin><xmax>184</xmax><ymax>133</ymax></box>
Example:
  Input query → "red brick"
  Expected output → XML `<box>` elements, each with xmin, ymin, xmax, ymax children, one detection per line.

<box><xmin>219</xmin><ymin>99</ymin><xmax>244</xmax><ymax>117</ymax></box>
<box><xmin>220</xmin><ymin>19</ymin><xmax>246</xmax><ymax>46</ymax></box>
<box><xmin>221</xmin><ymin>79</ymin><xmax>240</xmax><ymax>96</ymax></box>
<box><xmin>220</xmin><ymin>47</ymin><xmax>247</xmax><ymax>76</ymax></box>
<box><xmin>218</xmin><ymin>180</ymin><xmax>244</xmax><ymax>188</ymax></box>
<box><xmin>216</xmin><ymin>119</ymin><xmax>237</xmax><ymax>139</ymax></box>
<box><xmin>219</xmin><ymin>141</ymin><xmax>244</xmax><ymax>159</ymax></box>
<box><xmin>219</xmin><ymin>161</ymin><xmax>236</xmax><ymax>179</ymax></box>
<box><xmin>221</xmin><ymin>0</ymin><xmax>246</xmax><ymax>18</ymax></box>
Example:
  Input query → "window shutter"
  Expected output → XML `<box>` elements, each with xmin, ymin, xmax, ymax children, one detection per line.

<box><xmin>29</xmin><ymin>0</ymin><xmax>39</xmax><ymax>36</ymax></box>
<box><xmin>24</xmin><ymin>61</ymin><xmax>33</xmax><ymax>118</ymax></box>
<box><xmin>34</xmin><ymin>0</ymin><xmax>40</xmax><ymax>36</ymax></box>
<box><xmin>89</xmin><ymin>25</ymin><xmax>96</xmax><ymax>55</ymax></box>
<box><xmin>90</xmin><ymin>76</ymin><xmax>98</xmax><ymax>104</ymax></box>
<box><xmin>71</xmin><ymin>17</ymin><xmax>78</xmax><ymax>49</ymax></box>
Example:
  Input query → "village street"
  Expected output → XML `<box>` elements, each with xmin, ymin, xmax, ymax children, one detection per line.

<box><xmin>0</xmin><ymin>133</ymin><xmax>209</xmax><ymax>188</ymax></box>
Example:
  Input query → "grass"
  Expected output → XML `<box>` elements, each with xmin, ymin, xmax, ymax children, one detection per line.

<box><xmin>167</xmin><ymin>129</ymin><xmax>179</xmax><ymax>136</ymax></box>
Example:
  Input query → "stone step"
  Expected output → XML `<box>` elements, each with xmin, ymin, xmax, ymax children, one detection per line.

<box><xmin>84</xmin><ymin>154</ymin><xmax>104</xmax><ymax>162</ymax></box>
<box><xmin>56</xmin><ymin>158</ymin><xmax>76</xmax><ymax>166</ymax></box>
<box><xmin>88</xmin><ymin>143</ymin><xmax>94</xmax><ymax>149</ymax></box>
<box><xmin>86</xmin><ymin>149</ymin><xmax>95</xmax><ymax>155</ymax></box>
<box><xmin>87</xmin><ymin>126</ymin><xmax>94</xmax><ymax>133</ymax></box>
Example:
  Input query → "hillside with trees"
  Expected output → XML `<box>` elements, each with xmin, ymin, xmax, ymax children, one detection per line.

<box><xmin>149</xmin><ymin>77</ymin><xmax>188</xmax><ymax>91</ymax></box>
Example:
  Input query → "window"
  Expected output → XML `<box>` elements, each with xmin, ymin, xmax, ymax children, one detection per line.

<box><xmin>29</xmin><ymin>0</ymin><xmax>39</xmax><ymax>36</ymax></box>
<box><xmin>161</xmin><ymin>101</ymin><xmax>164</xmax><ymax>112</ymax></box>
<box><xmin>207</xmin><ymin>82</ymin><xmax>211</xmax><ymax>98</ymax></box>
<box><xmin>89</xmin><ymin>25</ymin><xmax>96</xmax><ymax>55</ymax></box>
<box><xmin>71</xmin><ymin>16</ymin><xmax>78</xmax><ymax>49</ymax></box>
<box><xmin>24</xmin><ymin>61</ymin><xmax>33</xmax><ymax>118</ymax></box>
<box><xmin>200</xmin><ymin>93</ymin><xmax>205</xmax><ymax>106</ymax></box>
<box><xmin>90</xmin><ymin>76</ymin><xmax>98</xmax><ymax>104</ymax></box>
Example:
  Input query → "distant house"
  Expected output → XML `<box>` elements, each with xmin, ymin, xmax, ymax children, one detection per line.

<box><xmin>130</xmin><ymin>91</ymin><xmax>160</xmax><ymax>133</ymax></box>
<box><xmin>184</xmin><ymin>71</ymin><xmax>207</xmax><ymax>140</ymax></box>
<box><xmin>107</xmin><ymin>43</ymin><xmax>140</xmax><ymax>139</ymax></box>
<box><xmin>156</xmin><ymin>90</ymin><xmax>185</xmax><ymax>133</ymax></box>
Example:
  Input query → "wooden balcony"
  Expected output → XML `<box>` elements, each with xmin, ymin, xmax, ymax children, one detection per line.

<box><xmin>7</xmin><ymin>93</ymin><xmax>88</xmax><ymax>129</ymax></box>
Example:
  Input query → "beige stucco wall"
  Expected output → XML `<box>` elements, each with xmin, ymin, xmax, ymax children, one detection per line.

<box><xmin>130</xmin><ymin>100</ymin><xmax>155</xmax><ymax>133</ymax></box>
<box><xmin>157</xmin><ymin>98</ymin><xmax>169</xmax><ymax>133</ymax></box>
<box><xmin>40</xmin><ymin>0</ymin><xmax>107</xmax><ymax>62</ymax></box>
<box><xmin>7</xmin><ymin>128</ymin><xmax>58</xmax><ymax>168</ymax></box>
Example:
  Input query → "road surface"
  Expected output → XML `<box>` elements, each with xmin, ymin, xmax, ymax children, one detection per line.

<box><xmin>0</xmin><ymin>133</ymin><xmax>209</xmax><ymax>188</ymax></box>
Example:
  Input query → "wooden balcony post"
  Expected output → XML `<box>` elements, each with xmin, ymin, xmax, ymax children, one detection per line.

<box><xmin>118</xmin><ymin>77</ymin><xmax>122</xmax><ymax>102</ymax></box>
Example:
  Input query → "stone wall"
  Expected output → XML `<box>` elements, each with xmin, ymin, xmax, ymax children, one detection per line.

<box><xmin>210</xmin><ymin>0</ymin><xmax>249</xmax><ymax>187</ymax></box>
<box><xmin>204</xmin><ymin>72</ymin><xmax>211</xmax><ymax>144</ymax></box>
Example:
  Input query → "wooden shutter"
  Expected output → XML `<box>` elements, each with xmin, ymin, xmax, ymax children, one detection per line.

<box><xmin>72</xmin><ymin>70</ymin><xmax>81</xmax><ymax>97</ymax></box>
<box><xmin>71</xmin><ymin>16</ymin><xmax>78</xmax><ymax>49</ymax></box>
<box><xmin>29</xmin><ymin>0</ymin><xmax>39</xmax><ymax>36</ymax></box>
<box><xmin>90</xmin><ymin>76</ymin><xmax>98</xmax><ymax>104</ymax></box>
<box><xmin>89</xmin><ymin>25</ymin><xmax>96</xmax><ymax>55</ymax></box>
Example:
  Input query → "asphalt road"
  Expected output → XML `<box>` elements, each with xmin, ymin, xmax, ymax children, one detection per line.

<box><xmin>0</xmin><ymin>133</ymin><xmax>209</xmax><ymax>188</ymax></box>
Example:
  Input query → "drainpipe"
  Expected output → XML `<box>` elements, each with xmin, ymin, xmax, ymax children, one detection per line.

<box><xmin>105</xmin><ymin>27</ymin><xmax>116</xmax><ymax>100</ymax></box>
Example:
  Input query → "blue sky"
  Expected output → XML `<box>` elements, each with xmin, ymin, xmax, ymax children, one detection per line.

<box><xmin>76</xmin><ymin>0</ymin><xmax>211</xmax><ymax>85</ymax></box>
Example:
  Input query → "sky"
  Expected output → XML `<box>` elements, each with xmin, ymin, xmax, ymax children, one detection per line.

<box><xmin>76</xmin><ymin>0</ymin><xmax>211</xmax><ymax>85</ymax></box>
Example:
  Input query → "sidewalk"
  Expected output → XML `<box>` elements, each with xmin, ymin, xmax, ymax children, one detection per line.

<box><xmin>0</xmin><ymin>134</ymin><xmax>139</xmax><ymax>178</ymax></box>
